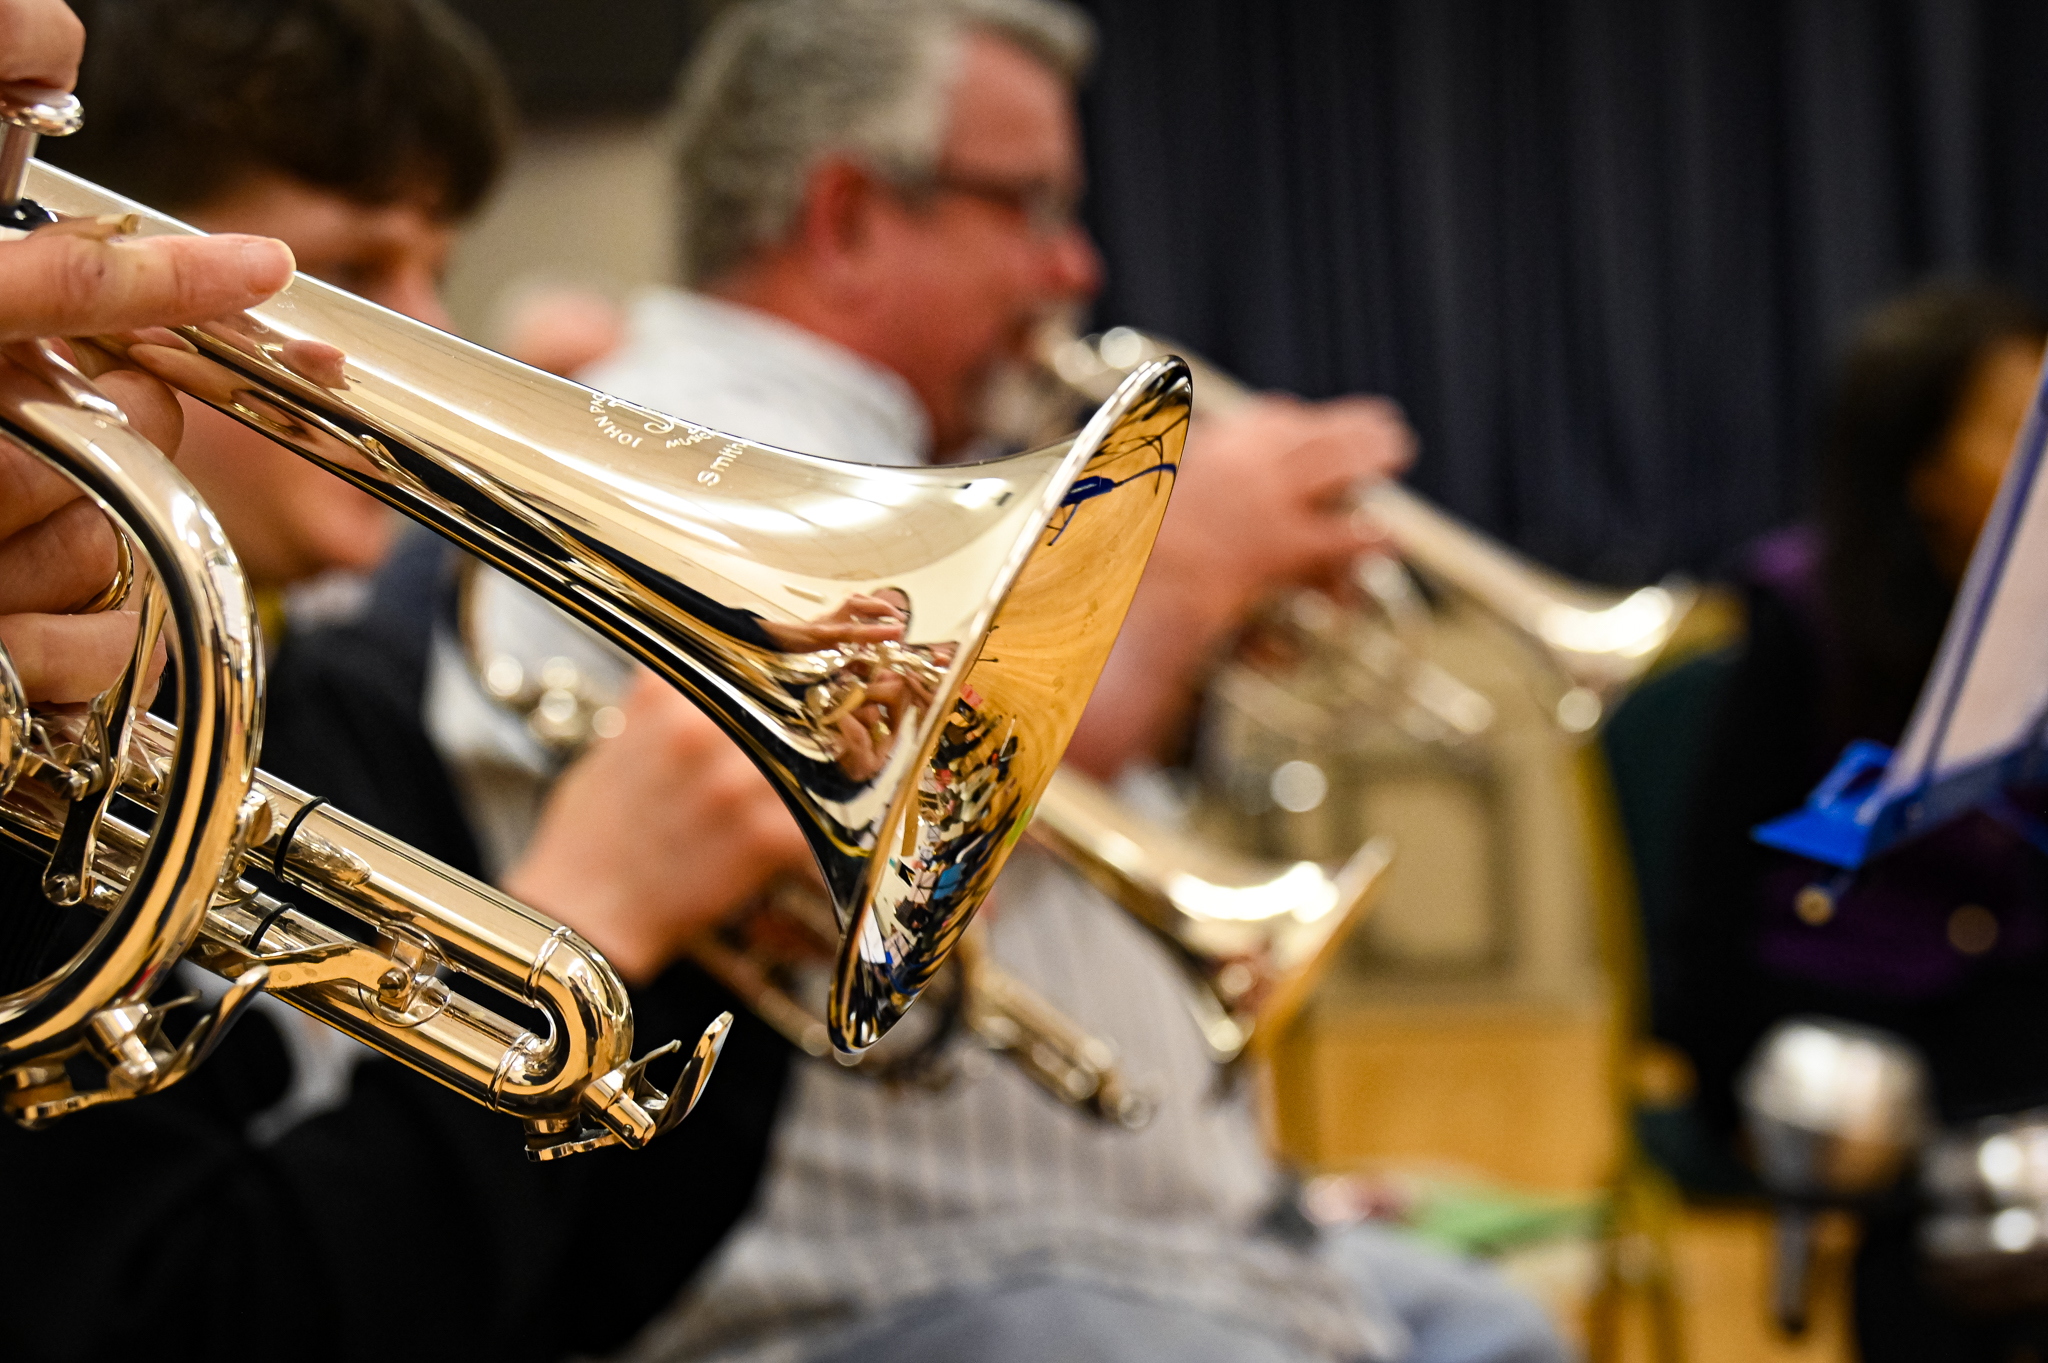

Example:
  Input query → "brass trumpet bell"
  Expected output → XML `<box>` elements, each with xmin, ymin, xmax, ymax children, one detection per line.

<box><xmin>0</xmin><ymin>155</ymin><xmax>1181</xmax><ymax>1152</ymax></box>
<box><xmin>459</xmin><ymin>563</ymin><xmax>1166</xmax><ymax>1124</ymax></box>
<box><xmin>23</xmin><ymin>162</ymin><xmax>1187</xmax><ymax>1054</ymax></box>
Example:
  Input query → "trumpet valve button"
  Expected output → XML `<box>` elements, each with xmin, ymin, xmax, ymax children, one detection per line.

<box><xmin>0</xmin><ymin>85</ymin><xmax>80</xmax><ymax>222</ymax></box>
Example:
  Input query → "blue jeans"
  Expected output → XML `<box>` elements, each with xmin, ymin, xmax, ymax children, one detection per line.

<box><xmin>785</xmin><ymin>1225</ymin><xmax>1568</xmax><ymax>1363</ymax></box>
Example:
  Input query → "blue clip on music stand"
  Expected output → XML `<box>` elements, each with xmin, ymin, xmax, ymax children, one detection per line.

<box><xmin>1754</xmin><ymin>357</ymin><xmax>2048</xmax><ymax>870</ymax></box>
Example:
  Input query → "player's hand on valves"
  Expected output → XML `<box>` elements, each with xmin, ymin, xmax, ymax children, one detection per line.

<box><xmin>0</xmin><ymin>167</ymin><xmax>295</xmax><ymax>701</ymax></box>
<box><xmin>502</xmin><ymin>672</ymin><xmax>816</xmax><ymax>986</ymax></box>
<box><xmin>0</xmin><ymin>418</ymin><xmax>171</xmax><ymax>701</ymax></box>
<box><xmin>1153</xmin><ymin>394</ymin><xmax>1414</xmax><ymax>629</ymax></box>
<box><xmin>1066</xmin><ymin>394</ymin><xmax>1414</xmax><ymax>778</ymax></box>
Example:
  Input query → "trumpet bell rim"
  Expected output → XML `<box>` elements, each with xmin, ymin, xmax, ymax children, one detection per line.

<box><xmin>827</xmin><ymin>358</ymin><xmax>1191</xmax><ymax>1052</ymax></box>
<box><xmin>18</xmin><ymin>161</ymin><xmax>1189</xmax><ymax>1060</ymax></box>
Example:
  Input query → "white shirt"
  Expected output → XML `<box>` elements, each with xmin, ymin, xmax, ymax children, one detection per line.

<box><xmin>583</xmin><ymin>289</ymin><xmax>931</xmax><ymax>470</ymax></box>
<box><xmin>422</xmin><ymin>290</ymin><xmax>934</xmax><ymax>876</ymax></box>
<box><xmin>434</xmin><ymin>288</ymin><xmax>1399</xmax><ymax>1363</ymax></box>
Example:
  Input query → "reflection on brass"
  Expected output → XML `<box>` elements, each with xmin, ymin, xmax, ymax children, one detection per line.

<box><xmin>0</xmin><ymin>633</ymin><xmax>25</xmax><ymax>799</ymax></box>
<box><xmin>1027</xmin><ymin>324</ymin><xmax>1699</xmax><ymax>738</ymax></box>
<box><xmin>66</xmin><ymin>528</ymin><xmax>132</xmax><ymax>614</ymax></box>
<box><xmin>461</xmin><ymin>558</ymin><xmax>1160</xmax><ymax>1123</ymax></box>
<box><xmin>0</xmin><ymin>159</ymin><xmax>1181</xmax><ymax>1149</ymax></box>
<box><xmin>1031</xmin><ymin>768</ymin><xmax>1393</xmax><ymax>1059</ymax></box>
<box><xmin>461</xmin><ymin>564</ymin><xmax>1391</xmax><ymax>1113</ymax></box>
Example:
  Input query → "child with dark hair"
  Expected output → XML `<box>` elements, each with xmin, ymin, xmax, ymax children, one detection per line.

<box><xmin>51</xmin><ymin>0</ymin><xmax>507</xmax><ymax>219</ymax></box>
<box><xmin>1665</xmin><ymin>280</ymin><xmax>2048</xmax><ymax>1360</ymax></box>
<box><xmin>43</xmin><ymin>0</ymin><xmax>512</xmax><ymax>600</ymax></box>
<box><xmin>3</xmin><ymin>6</ymin><xmax>795</xmax><ymax>1361</ymax></box>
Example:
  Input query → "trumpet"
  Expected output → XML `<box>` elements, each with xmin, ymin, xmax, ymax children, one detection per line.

<box><xmin>1030</xmin><ymin>768</ymin><xmax>1393</xmax><ymax>1061</ymax></box>
<box><xmin>1031</xmin><ymin>325</ymin><xmax>1699</xmax><ymax>736</ymax></box>
<box><xmin>0</xmin><ymin>123</ymin><xmax>1183</xmax><ymax>1154</ymax></box>
<box><xmin>458</xmin><ymin>557</ymin><xmax>1157</xmax><ymax>1127</ymax></box>
<box><xmin>461</xmin><ymin>550</ymin><xmax>1390</xmax><ymax>1118</ymax></box>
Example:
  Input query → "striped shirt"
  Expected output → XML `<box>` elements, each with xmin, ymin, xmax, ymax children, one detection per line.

<box><xmin>433</xmin><ymin>290</ymin><xmax>1398</xmax><ymax>1362</ymax></box>
<box><xmin>623</xmin><ymin>846</ymin><xmax>1393</xmax><ymax>1362</ymax></box>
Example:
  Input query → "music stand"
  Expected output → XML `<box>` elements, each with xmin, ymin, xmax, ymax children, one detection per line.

<box><xmin>1754</xmin><ymin>360</ymin><xmax>2048</xmax><ymax>869</ymax></box>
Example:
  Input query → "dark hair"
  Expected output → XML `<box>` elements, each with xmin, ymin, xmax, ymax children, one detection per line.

<box><xmin>44</xmin><ymin>0</ymin><xmax>513</xmax><ymax>218</ymax></box>
<box><xmin>1819</xmin><ymin>280</ymin><xmax>2047</xmax><ymax>738</ymax></box>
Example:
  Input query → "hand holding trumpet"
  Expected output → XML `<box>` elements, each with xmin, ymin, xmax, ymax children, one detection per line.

<box><xmin>0</xmin><ymin>211</ymin><xmax>295</xmax><ymax>701</ymax></box>
<box><xmin>503</xmin><ymin>672</ymin><xmax>818</xmax><ymax>987</ymax></box>
<box><xmin>1</xmin><ymin>0</ymin><xmax>294</xmax><ymax>703</ymax></box>
<box><xmin>1067</xmin><ymin>393</ymin><xmax>1415</xmax><ymax>778</ymax></box>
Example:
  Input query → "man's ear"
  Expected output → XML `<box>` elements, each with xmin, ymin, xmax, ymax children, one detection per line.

<box><xmin>794</xmin><ymin>157</ymin><xmax>885</xmax><ymax>302</ymax></box>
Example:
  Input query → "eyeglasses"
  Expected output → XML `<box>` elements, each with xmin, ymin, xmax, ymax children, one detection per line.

<box><xmin>904</xmin><ymin>169</ymin><xmax>1082</xmax><ymax>239</ymax></box>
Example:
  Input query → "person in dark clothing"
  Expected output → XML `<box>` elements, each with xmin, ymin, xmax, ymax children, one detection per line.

<box><xmin>2</xmin><ymin>3</ymin><xmax>803</xmax><ymax>1357</ymax></box>
<box><xmin>41</xmin><ymin>0</ymin><xmax>513</xmax><ymax>598</ymax></box>
<box><xmin>2</xmin><ymin>536</ymin><xmax>796</xmax><ymax>1363</ymax></box>
<box><xmin>1663</xmin><ymin>281</ymin><xmax>2048</xmax><ymax>1360</ymax></box>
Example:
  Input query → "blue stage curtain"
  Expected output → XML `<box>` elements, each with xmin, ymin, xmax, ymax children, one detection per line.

<box><xmin>1078</xmin><ymin>0</ymin><xmax>2048</xmax><ymax>584</ymax></box>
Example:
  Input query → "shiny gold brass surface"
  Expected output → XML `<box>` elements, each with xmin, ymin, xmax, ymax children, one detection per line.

<box><xmin>0</xmin><ymin>339</ymin><xmax>726</xmax><ymax>1158</ymax></box>
<box><xmin>1031</xmin><ymin>325</ymin><xmax>1700</xmax><ymax>736</ymax></box>
<box><xmin>32</xmin><ymin>161</ymin><xmax>1185</xmax><ymax>1052</ymax></box>
<box><xmin>1030</xmin><ymin>768</ymin><xmax>1393</xmax><ymax>1059</ymax></box>
<box><xmin>459</xmin><ymin>563</ymin><xmax>1155</xmax><ymax>1124</ymax></box>
<box><xmin>0</xmin><ymin>339</ymin><xmax>264</xmax><ymax>1126</ymax></box>
<box><xmin>459</xmin><ymin>560</ymin><xmax>1386</xmax><ymax>1117</ymax></box>
<box><xmin>0</xmin><ymin>159</ymin><xmax>1182</xmax><ymax>1148</ymax></box>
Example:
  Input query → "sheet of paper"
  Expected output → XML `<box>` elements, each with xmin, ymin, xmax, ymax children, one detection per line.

<box><xmin>1878</xmin><ymin>362</ymin><xmax>2048</xmax><ymax>803</ymax></box>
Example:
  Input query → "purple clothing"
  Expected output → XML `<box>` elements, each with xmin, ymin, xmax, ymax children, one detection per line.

<box><xmin>1754</xmin><ymin>820</ymin><xmax>2046</xmax><ymax>998</ymax></box>
<box><xmin>1739</xmin><ymin>525</ymin><xmax>2048</xmax><ymax>1001</ymax></box>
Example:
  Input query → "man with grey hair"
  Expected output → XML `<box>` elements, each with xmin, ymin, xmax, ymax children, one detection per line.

<box><xmin>575</xmin><ymin>2</ymin><xmax>1571</xmax><ymax>1361</ymax></box>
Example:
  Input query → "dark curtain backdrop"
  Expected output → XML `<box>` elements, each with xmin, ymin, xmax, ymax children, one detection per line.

<box><xmin>1076</xmin><ymin>0</ymin><xmax>2048</xmax><ymax>584</ymax></box>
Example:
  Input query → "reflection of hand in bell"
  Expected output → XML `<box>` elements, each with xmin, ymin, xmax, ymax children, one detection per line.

<box><xmin>760</xmin><ymin>590</ymin><xmax>910</xmax><ymax>652</ymax></box>
<box><xmin>830</xmin><ymin>699</ymin><xmax>895</xmax><ymax>782</ymax></box>
<box><xmin>771</xmin><ymin>591</ymin><xmax>950</xmax><ymax>781</ymax></box>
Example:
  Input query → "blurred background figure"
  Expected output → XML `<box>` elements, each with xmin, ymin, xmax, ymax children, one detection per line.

<box><xmin>494</xmin><ymin>282</ymin><xmax>628</xmax><ymax>382</ymax></box>
<box><xmin>435</xmin><ymin>2</ymin><xmax>1562</xmax><ymax>1361</ymax></box>
<box><xmin>1659</xmin><ymin>282</ymin><xmax>2048</xmax><ymax>1362</ymax></box>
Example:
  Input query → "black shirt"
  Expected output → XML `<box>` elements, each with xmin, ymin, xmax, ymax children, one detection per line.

<box><xmin>1</xmin><ymin>533</ymin><xmax>789</xmax><ymax>1362</ymax></box>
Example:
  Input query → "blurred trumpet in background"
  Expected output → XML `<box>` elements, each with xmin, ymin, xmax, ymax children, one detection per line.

<box><xmin>459</xmin><ymin>560</ymin><xmax>1393</xmax><ymax>1124</ymax></box>
<box><xmin>1013</xmin><ymin>323</ymin><xmax>1714</xmax><ymax>994</ymax></box>
<box><xmin>1026</xmin><ymin>324</ymin><xmax>1700</xmax><ymax>742</ymax></box>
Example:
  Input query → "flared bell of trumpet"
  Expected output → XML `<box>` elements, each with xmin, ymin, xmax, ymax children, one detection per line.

<box><xmin>25</xmin><ymin>162</ymin><xmax>1189</xmax><ymax>1053</ymax></box>
<box><xmin>1026</xmin><ymin>767</ymin><xmax>1393</xmax><ymax>1058</ymax></box>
